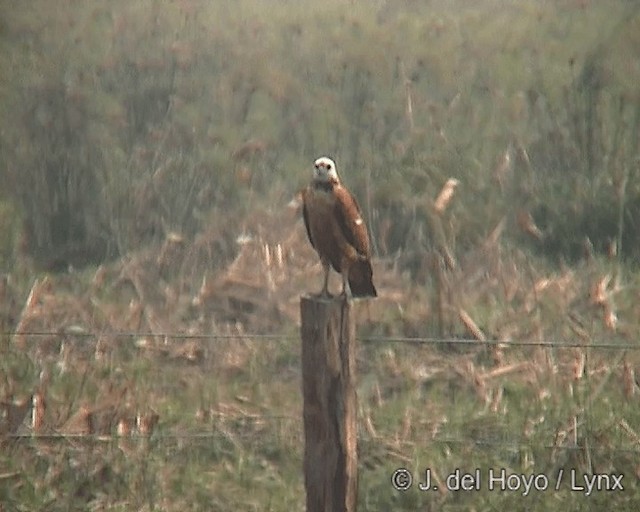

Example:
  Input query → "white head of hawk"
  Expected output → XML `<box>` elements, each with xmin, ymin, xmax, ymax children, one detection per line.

<box><xmin>313</xmin><ymin>156</ymin><xmax>340</xmax><ymax>183</ymax></box>
<box><xmin>301</xmin><ymin>157</ymin><xmax>377</xmax><ymax>299</ymax></box>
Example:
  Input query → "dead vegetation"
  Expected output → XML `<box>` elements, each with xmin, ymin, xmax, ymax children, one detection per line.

<box><xmin>1</xmin><ymin>194</ymin><xmax>639</xmax><ymax>508</ymax></box>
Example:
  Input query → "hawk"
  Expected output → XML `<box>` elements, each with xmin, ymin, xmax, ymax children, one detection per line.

<box><xmin>301</xmin><ymin>157</ymin><xmax>377</xmax><ymax>298</ymax></box>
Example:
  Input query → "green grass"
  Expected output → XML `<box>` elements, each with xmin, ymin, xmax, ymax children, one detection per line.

<box><xmin>2</xmin><ymin>321</ymin><xmax>640</xmax><ymax>509</ymax></box>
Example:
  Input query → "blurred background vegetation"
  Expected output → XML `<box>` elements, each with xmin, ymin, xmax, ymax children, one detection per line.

<box><xmin>2</xmin><ymin>1</ymin><xmax>640</xmax><ymax>510</ymax></box>
<box><xmin>1</xmin><ymin>0</ymin><xmax>639</xmax><ymax>274</ymax></box>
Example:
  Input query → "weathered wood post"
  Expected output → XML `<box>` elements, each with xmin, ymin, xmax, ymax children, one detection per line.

<box><xmin>300</xmin><ymin>296</ymin><xmax>358</xmax><ymax>512</ymax></box>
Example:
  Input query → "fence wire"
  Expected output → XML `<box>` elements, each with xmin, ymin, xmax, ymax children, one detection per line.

<box><xmin>4</xmin><ymin>430</ymin><xmax>640</xmax><ymax>457</ymax></box>
<box><xmin>2</xmin><ymin>330</ymin><xmax>639</xmax><ymax>350</ymax></box>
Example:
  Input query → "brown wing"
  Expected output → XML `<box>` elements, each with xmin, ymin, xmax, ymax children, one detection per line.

<box><xmin>333</xmin><ymin>184</ymin><xmax>371</xmax><ymax>258</ymax></box>
<box><xmin>334</xmin><ymin>185</ymin><xmax>377</xmax><ymax>297</ymax></box>
<box><xmin>301</xmin><ymin>187</ymin><xmax>316</xmax><ymax>250</ymax></box>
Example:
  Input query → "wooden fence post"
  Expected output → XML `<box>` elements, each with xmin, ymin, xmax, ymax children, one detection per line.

<box><xmin>300</xmin><ymin>296</ymin><xmax>358</xmax><ymax>512</ymax></box>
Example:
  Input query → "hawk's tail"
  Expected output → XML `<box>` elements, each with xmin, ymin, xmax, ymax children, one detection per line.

<box><xmin>348</xmin><ymin>260</ymin><xmax>377</xmax><ymax>298</ymax></box>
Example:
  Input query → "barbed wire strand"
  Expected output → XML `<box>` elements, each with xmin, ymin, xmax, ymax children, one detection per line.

<box><xmin>4</xmin><ymin>431</ymin><xmax>640</xmax><ymax>456</ymax></box>
<box><xmin>1</xmin><ymin>331</ymin><xmax>639</xmax><ymax>350</ymax></box>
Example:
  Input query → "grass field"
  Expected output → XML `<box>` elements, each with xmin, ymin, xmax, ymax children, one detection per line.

<box><xmin>2</xmin><ymin>0</ymin><xmax>640</xmax><ymax>510</ymax></box>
